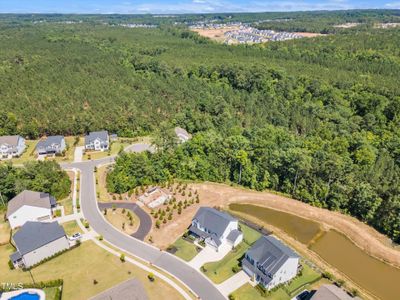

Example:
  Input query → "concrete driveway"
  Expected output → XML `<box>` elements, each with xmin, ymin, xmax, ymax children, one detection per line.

<box><xmin>217</xmin><ymin>270</ymin><xmax>251</xmax><ymax>296</ymax></box>
<box><xmin>189</xmin><ymin>243</ymin><xmax>232</xmax><ymax>270</ymax></box>
<box><xmin>74</xmin><ymin>146</ymin><xmax>84</xmax><ymax>162</ymax></box>
<box><xmin>98</xmin><ymin>202</ymin><xmax>152</xmax><ymax>240</ymax></box>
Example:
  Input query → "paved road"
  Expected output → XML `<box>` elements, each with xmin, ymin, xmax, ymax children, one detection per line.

<box><xmin>62</xmin><ymin>145</ymin><xmax>226</xmax><ymax>300</ymax></box>
<box><xmin>98</xmin><ymin>202</ymin><xmax>152</xmax><ymax>240</ymax></box>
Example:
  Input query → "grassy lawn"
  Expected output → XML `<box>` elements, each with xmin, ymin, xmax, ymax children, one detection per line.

<box><xmin>202</xmin><ymin>224</ymin><xmax>261</xmax><ymax>284</ymax></box>
<box><xmin>62</xmin><ymin>221</ymin><xmax>83</xmax><ymax>236</ymax></box>
<box><xmin>105</xmin><ymin>208</ymin><xmax>140</xmax><ymax>235</ymax></box>
<box><xmin>97</xmin><ymin>165</ymin><xmax>113</xmax><ymax>202</ymax></box>
<box><xmin>170</xmin><ymin>237</ymin><xmax>199</xmax><ymax>262</ymax></box>
<box><xmin>43</xmin><ymin>287</ymin><xmax>60</xmax><ymax>300</ymax></box>
<box><xmin>0</xmin><ymin>241</ymin><xmax>184</xmax><ymax>300</ymax></box>
<box><xmin>84</xmin><ymin>141</ymin><xmax>128</xmax><ymax>160</ymax></box>
<box><xmin>0</xmin><ymin>211</ymin><xmax>10</xmax><ymax>245</ymax></box>
<box><xmin>285</xmin><ymin>263</ymin><xmax>321</xmax><ymax>296</ymax></box>
<box><xmin>58</xmin><ymin>196</ymin><xmax>73</xmax><ymax>215</ymax></box>
<box><xmin>231</xmin><ymin>283</ymin><xmax>290</xmax><ymax>300</ymax></box>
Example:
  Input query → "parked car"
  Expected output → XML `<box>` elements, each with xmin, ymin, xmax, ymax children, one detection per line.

<box><xmin>69</xmin><ymin>233</ymin><xmax>82</xmax><ymax>241</ymax></box>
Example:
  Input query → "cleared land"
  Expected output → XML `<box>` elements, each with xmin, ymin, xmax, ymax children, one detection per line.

<box><xmin>192</xmin><ymin>27</ymin><xmax>240</xmax><ymax>42</ymax></box>
<box><xmin>0</xmin><ymin>241</ymin><xmax>184</xmax><ymax>300</ymax></box>
<box><xmin>105</xmin><ymin>208</ymin><xmax>140</xmax><ymax>235</ymax></box>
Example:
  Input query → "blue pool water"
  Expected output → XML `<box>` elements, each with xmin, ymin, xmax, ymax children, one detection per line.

<box><xmin>10</xmin><ymin>292</ymin><xmax>40</xmax><ymax>300</ymax></box>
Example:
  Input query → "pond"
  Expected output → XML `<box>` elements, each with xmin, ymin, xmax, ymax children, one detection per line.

<box><xmin>229</xmin><ymin>203</ymin><xmax>400</xmax><ymax>300</ymax></box>
<box><xmin>229</xmin><ymin>203</ymin><xmax>322</xmax><ymax>244</ymax></box>
<box><xmin>310</xmin><ymin>230</ymin><xmax>400</xmax><ymax>300</ymax></box>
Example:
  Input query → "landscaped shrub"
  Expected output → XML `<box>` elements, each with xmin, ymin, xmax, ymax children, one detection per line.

<box><xmin>8</xmin><ymin>260</ymin><xmax>14</xmax><ymax>270</ymax></box>
<box><xmin>232</xmin><ymin>265</ymin><xmax>241</xmax><ymax>273</ymax></box>
<box><xmin>120</xmin><ymin>254</ymin><xmax>125</xmax><ymax>262</ymax></box>
<box><xmin>148</xmin><ymin>273</ymin><xmax>155</xmax><ymax>282</ymax></box>
<box><xmin>322</xmin><ymin>271</ymin><xmax>334</xmax><ymax>280</ymax></box>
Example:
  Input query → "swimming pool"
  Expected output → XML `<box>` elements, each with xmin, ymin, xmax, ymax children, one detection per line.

<box><xmin>9</xmin><ymin>292</ymin><xmax>40</xmax><ymax>300</ymax></box>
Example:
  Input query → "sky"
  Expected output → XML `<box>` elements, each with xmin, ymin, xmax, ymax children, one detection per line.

<box><xmin>0</xmin><ymin>0</ymin><xmax>398</xmax><ymax>14</ymax></box>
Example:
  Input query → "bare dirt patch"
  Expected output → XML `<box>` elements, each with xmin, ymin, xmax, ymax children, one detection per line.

<box><xmin>295</xmin><ymin>32</ymin><xmax>326</xmax><ymax>37</ymax></box>
<box><xmin>192</xmin><ymin>27</ymin><xmax>240</xmax><ymax>42</ymax></box>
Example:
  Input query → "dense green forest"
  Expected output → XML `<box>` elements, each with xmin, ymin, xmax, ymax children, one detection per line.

<box><xmin>0</xmin><ymin>13</ymin><xmax>399</xmax><ymax>242</ymax></box>
<box><xmin>0</xmin><ymin>161</ymin><xmax>71</xmax><ymax>205</ymax></box>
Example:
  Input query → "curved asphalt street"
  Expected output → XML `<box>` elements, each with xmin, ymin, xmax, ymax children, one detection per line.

<box><xmin>62</xmin><ymin>150</ymin><xmax>225</xmax><ymax>300</ymax></box>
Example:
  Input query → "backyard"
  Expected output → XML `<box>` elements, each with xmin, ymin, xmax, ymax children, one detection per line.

<box><xmin>169</xmin><ymin>237</ymin><xmax>199</xmax><ymax>262</ymax></box>
<box><xmin>202</xmin><ymin>224</ymin><xmax>261</xmax><ymax>283</ymax></box>
<box><xmin>0</xmin><ymin>241</ymin><xmax>184</xmax><ymax>300</ymax></box>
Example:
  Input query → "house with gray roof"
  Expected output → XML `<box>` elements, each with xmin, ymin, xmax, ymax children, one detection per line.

<box><xmin>189</xmin><ymin>207</ymin><xmax>243</xmax><ymax>251</ymax></box>
<box><xmin>10</xmin><ymin>221</ymin><xmax>69</xmax><ymax>268</ymax></box>
<box><xmin>242</xmin><ymin>235</ymin><xmax>299</xmax><ymax>290</ymax></box>
<box><xmin>0</xmin><ymin>135</ymin><xmax>26</xmax><ymax>158</ymax></box>
<box><xmin>85</xmin><ymin>131</ymin><xmax>109</xmax><ymax>151</ymax></box>
<box><xmin>6</xmin><ymin>190</ymin><xmax>57</xmax><ymax>229</ymax></box>
<box><xmin>36</xmin><ymin>135</ymin><xmax>66</xmax><ymax>155</ymax></box>
<box><xmin>174</xmin><ymin>127</ymin><xmax>192</xmax><ymax>143</ymax></box>
<box><xmin>310</xmin><ymin>284</ymin><xmax>356</xmax><ymax>300</ymax></box>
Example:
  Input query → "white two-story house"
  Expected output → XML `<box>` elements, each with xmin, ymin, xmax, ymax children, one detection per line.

<box><xmin>6</xmin><ymin>190</ymin><xmax>57</xmax><ymax>229</ymax></box>
<box><xmin>0</xmin><ymin>135</ymin><xmax>26</xmax><ymax>158</ymax></box>
<box><xmin>189</xmin><ymin>207</ymin><xmax>243</xmax><ymax>251</ymax></box>
<box><xmin>242</xmin><ymin>235</ymin><xmax>299</xmax><ymax>290</ymax></box>
<box><xmin>85</xmin><ymin>131</ymin><xmax>109</xmax><ymax>151</ymax></box>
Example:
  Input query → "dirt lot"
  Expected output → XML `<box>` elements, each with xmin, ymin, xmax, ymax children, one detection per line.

<box><xmin>295</xmin><ymin>32</ymin><xmax>325</xmax><ymax>37</ymax></box>
<box><xmin>149</xmin><ymin>182</ymin><xmax>400</xmax><ymax>270</ymax></box>
<box><xmin>192</xmin><ymin>27</ymin><xmax>240</xmax><ymax>42</ymax></box>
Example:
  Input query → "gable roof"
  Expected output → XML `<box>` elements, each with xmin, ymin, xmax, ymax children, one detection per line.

<box><xmin>246</xmin><ymin>235</ymin><xmax>299</xmax><ymax>276</ymax></box>
<box><xmin>193</xmin><ymin>207</ymin><xmax>236</xmax><ymax>238</ymax></box>
<box><xmin>12</xmin><ymin>221</ymin><xmax>66</xmax><ymax>255</ymax></box>
<box><xmin>6</xmin><ymin>190</ymin><xmax>56</xmax><ymax>218</ymax></box>
<box><xmin>85</xmin><ymin>131</ymin><xmax>109</xmax><ymax>144</ymax></box>
<box><xmin>311</xmin><ymin>284</ymin><xmax>354</xmax><ymax>300</ymax></box>
<box><xmin>0</xmin><ymin>135</ymin><xmax>22</xmax><ymax>147</ymax></box>
<box><xmin>36</xmin><ymin>136</ymin><xmax>64</xmax><ymax>150</ymax></box>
